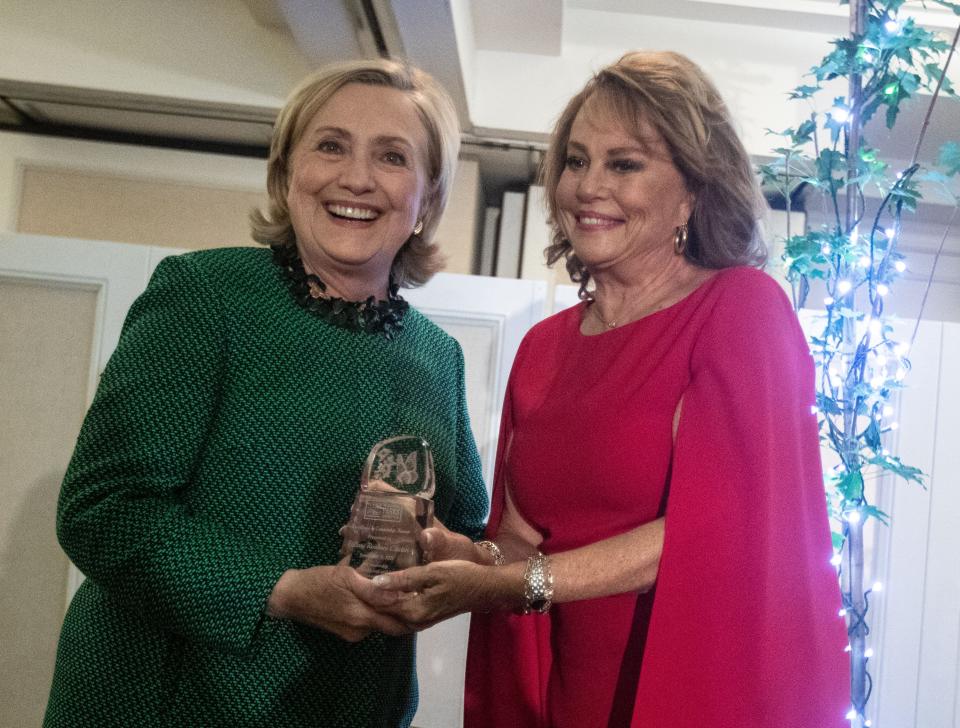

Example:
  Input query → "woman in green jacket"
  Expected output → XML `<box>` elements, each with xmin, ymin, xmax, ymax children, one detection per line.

<box><xmin>44</xmin><ymin>58</ymin><xmax>488</xmax><ymax>728</ymax></box>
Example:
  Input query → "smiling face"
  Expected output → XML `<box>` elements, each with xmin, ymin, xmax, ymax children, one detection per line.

<box><xmin>555</xmin><ymin>102</ymin><xmax>694</xmax><ymax>276</ymax></box>
<box><xmin>285</xmin><ymin>83</ymin><xmax>429</xmax><ymax>290</ymax></box>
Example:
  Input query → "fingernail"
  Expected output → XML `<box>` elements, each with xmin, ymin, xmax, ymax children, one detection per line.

<box><xmin>372</xmin><ymin>575</ymin><xmax>390</xmax><ymax>587</ymax></box>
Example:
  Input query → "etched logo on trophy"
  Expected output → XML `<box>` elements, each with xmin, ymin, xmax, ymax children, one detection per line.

<box><xmin>340</xmin><ymin>436</ymin><xmax>435</xmax><ymax>577</ymax></box>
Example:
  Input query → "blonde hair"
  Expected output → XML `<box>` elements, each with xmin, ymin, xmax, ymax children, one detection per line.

<box><xmin>541</xmin><ymin>51</ymin><xmax>766</xmax><ymax>292</ymax></box>
<box><xmin>250</xmin><ymin>58</ymin><xmax>461</xmax><ymax>287</ymax></box>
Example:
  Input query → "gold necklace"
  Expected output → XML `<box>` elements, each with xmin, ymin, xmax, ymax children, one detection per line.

<box><xmin>589</xmin><ymin>301</ymin><xmax>619</xmax><ymax>329</ymax></box>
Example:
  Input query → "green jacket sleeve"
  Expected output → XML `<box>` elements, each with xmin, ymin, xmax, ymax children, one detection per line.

<box><xmin>57</xmin><ymin>254</ymin><xmax>287</xmax><ymax>654</ymax></box>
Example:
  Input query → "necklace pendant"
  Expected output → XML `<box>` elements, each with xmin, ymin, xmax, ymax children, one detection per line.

<box><xmin>606</xmin><ymin>321</ymin><xmax>617</xmax><ymax>329</ymax></box>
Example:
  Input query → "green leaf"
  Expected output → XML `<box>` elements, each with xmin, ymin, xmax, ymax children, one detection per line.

<box><xmin>817</xmin><ymin>392</ymin><xmax>843</xmax><ymax>415</ymax></box>
<box><xmin>765</xmin><ymin>127</ymin><xmax>793</xmax><ymax>138</ymax></box>
<box><xmin>901</xmin><ymin>73</ymin><xmax>920</xmax><ymax>95</ymax></box>
<box><xmin>831</xmin><ymin>531</ymin><xmax>845</xmax><ymax>551</ymax></box>
<box><xmin>793</xmin><ymin>119</ymin><xmax>817</xmax><ymax>145</ymax></box>
<box><xmin>938</xmin><ymin>141</ymin><xmax>960</xmax><ymax>176</ymax></box>
<box><xmin>790</xmin><ymin>84</ymin><xmax>820</xmax><ymax>99</ymax></box>
<box><xmin>867</xmin><ymin>454</ymin><xmax>926</xmax><ymax>484</ymax></box>
<box><xmin>886</xmin><ymin>100</ymin><xmax>902</xmax><ymax>129</ymax></box>
<box><xmin>864</xmin><ymin>419</ymin><xmax>882</xmax><ymax>450</ymax></box>
<box><xmin>836</xmin><ymin>470</ymin><xmax>865</xmax><ymax>501</ymax></box>
<box><xmin>861</xmin><ymin>504</ymin><xmax>890</xmax><ymax>525</ymax></box>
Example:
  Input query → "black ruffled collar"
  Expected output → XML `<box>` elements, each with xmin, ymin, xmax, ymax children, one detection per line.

<box><xmin>271</xmin><ymin>244</ymin><xmax>408</xmax><ymax>340</ymax></box>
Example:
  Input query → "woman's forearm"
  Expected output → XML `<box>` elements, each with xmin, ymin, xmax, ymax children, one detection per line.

<box><xmin>480</xmin><ymin>516</ymin><xmax>665</xmax><ymax>607</ymax></box>
<box><xmin>547</xmin><ymin>517</ymin><xmax>664</xmax><ymax>603</ymax></box>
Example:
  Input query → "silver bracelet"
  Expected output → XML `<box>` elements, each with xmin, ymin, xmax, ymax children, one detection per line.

<box><xmin>522</xmin><ymin>553</ymin><xmax>554</xmax><ymax>614</ymax></box>
<box><xmin>476</xmin><ymin>540</ymin><xmax>505</xmax><ymax>566</ymax></box>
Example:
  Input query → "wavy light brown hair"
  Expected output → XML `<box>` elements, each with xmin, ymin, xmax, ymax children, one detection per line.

<box><xmin>542</xmin><ymin>51</ymin><xmax>766</xmax><ymax>292</ymax></box>
<box><xmin>250</xmin><ymin>58</ymin><xmax>461</xmax><ymax>287</ymax></box>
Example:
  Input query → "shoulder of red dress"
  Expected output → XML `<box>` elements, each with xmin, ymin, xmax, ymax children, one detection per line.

<box><xmin>706</xmin><ymin>266</ymin><xmax>792</xmax><ymax>312</ymax></box>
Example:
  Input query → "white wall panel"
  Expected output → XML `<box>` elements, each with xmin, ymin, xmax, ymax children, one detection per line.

<box><xmin>874</xmin><ymin>320</ymin><xmax>960</xmax><ymax>727</ymax></box>
<box><xmin>915</xmin><ymin>323</ymin><xmax>960</xmax><ymax>728</ymax></box>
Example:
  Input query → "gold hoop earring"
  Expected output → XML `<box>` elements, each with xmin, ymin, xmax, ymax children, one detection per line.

<box><xmin>673</xmin><ymin>223</ymin><xmax>689</xmax><ymax>256</ymax></box>
<box><xmin>413</xmin><ymin>220</ymin><xmax>424</xmax><ymax>236</ymax></box>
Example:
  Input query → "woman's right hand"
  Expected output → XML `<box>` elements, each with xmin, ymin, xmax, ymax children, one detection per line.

<box><xmin>266</xmin><ymin>562</ymin><xmax>410</xmax><ymax>642</ymax></box>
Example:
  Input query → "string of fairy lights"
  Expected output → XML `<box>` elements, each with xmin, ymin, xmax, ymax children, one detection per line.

<box><xmin>765</xmin><ymin>1</ymin><xmax>959</xmax><ymax>724</ymax></box>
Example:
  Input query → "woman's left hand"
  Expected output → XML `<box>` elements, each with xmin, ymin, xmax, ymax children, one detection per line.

<box><xmin>371</xmin><ymin>560</ymin><xmax>521</xmax><ymax>629</ymax></box>
<box><xmin>419</xmin><ymin>524</ymin><xmax>484</xmax><ymax>564</ymax></box>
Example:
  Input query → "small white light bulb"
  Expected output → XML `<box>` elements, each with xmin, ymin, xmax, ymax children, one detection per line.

<box><xmin>831</xmin><ymin>106</ymin><xmax>850</xmax><ymax>123</ymax></box>
<box><xmin>824</xmin><ymin>296</ymin><xmax>835</xmax><ymax>306</ymax></box>
<box><xmin>865</xmin><ymin>648</ymin><xmax>875</xmax><ymax>658</ymax></box>
<box><xmin>830</xmin><ymin>553</ymin><xmax>842</xmax><ymax>567</ymax></box>
<box><xmin>859</xmin><ymin>255</ymin><xmax>872</xmax><ymax>268</ymax></box>
<box><xmin>894</xmin><ymin>261</ymin><xmax>906</xmax><ymax>273</ymax></box>
<box><xmin>872</xmin><ymin>581</ymin><xmax>883</xmax><ymax>592</ymax></box>
<box><xmin>882</xmin><ymin>405</ymin><xmax>894</xmax><ymax>417</ymax></box>
<box><xmin>877</xmin><ymin>283</ymin><xmax>889</xmax><ymax>296</ymax></box>
<box><xmin>885</xmin><ymin>228</ymin><xmax>896</xmax><ymax>240</ymax></box>
<box><xmin>838</xmin><ymin>280</ymin><xmax>852</xmax><ymax>294</ymax></box>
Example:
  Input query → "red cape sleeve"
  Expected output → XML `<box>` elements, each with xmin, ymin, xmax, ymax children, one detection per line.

<box><xmin>464</xmin><ymin>337</ymin><xmax>552</xmax><ymax>728</ymax></box>
<box><xmin>632</xmin><ymin>271</ymin><xmax>850</xmax><ymax>726</ymax></box>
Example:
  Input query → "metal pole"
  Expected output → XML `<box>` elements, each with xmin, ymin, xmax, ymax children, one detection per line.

<box><xmin>844</xmin><ymin>2</ymin><xmax>868</xmax><ymax>725</ymax></box>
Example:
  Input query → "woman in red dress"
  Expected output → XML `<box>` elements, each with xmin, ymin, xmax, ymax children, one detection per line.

<box><xmin>375</xmin><ymin>50</ymin><xmax>850</xmax><ymax>727</ymax></box>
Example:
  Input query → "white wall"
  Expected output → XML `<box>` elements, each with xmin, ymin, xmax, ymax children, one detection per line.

<box><xmin>0</xmin><ymin>0</ymin><xmax>311</xmax><ymax>107</ymax></box>
<box><xmin>0</xmin><ymin>131</ymin><xmax>269</xmax><ymax>234</ymax></box>
<box><xmin>466</xmin><ymin>8</ymin><xmax>842</xmax><ymax>155</ymax></box>
<box><xmin>872</xmin><ymin>319</ymin><xmax>960</xmax><ymax>727</ymax></box>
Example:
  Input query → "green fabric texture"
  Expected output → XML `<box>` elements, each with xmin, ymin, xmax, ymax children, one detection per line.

<box><xmin>44</xmin><ymin>247</ymin><xmax>488</xmax><ymax>727</ymax></box>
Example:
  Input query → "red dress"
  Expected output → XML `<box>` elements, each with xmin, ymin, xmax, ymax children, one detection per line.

<box><xmin>464</xmin><ymin>267</ymin><xmax>850</xmax><ymax>728</ymax></box>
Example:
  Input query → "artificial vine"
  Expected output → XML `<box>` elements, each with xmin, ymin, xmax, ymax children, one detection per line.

<box><xmin>760</xmin><ymin>1</ymin><xmax>960</xmax><ymax>724</ymax></box>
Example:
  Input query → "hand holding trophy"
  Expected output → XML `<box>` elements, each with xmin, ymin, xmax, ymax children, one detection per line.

<box><xmin>340</xmin><ymin>436</ymin><xmax>436</xmax><ymax>577</ymax></box>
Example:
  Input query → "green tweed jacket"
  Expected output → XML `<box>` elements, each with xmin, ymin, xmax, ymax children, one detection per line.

<box><xmin>44</xmin><ymin>247</ymin><xmax>489</xmax><ymax>727</ymax></box>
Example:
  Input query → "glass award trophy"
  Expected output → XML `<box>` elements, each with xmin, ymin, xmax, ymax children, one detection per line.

<box><xmin>339</xmin><ymin>436</ymin><xmax>436</xmax><ymax>577</ymax></box>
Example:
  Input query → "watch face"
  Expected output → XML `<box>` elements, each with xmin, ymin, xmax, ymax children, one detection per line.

<box><xmin>530</xmin><ymin>598</ymin><xmax>548</xmax><ymax>612</ymax></box>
